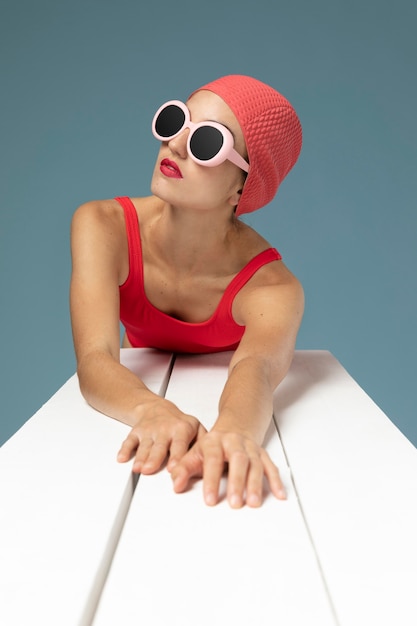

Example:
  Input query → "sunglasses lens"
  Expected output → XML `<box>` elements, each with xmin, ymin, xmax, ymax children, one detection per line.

<box><xmin>155</xmin><ymin>104</ymin><xmax>186</xmax><ymax>138</ymax></box>
<box><xmin>189</xmin><ymin>126</ymin><xmax>224</xmax><ymax>161</ymax></box>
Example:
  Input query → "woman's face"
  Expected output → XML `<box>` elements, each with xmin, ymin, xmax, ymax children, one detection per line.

<box><xmin>150</xmin><ymin>90</ymin><xmax>247</xmax><ymax>213</ymax></box>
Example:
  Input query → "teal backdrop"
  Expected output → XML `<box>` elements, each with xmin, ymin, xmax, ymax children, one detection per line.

<box><xmin>1</xmin><ymin>0</ymin><xmax>416</xmax><ymax>446</ymax></box>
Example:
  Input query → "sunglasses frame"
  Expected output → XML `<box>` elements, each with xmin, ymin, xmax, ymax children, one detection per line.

<box><xmin>152</xmin><ymin>100</ymin><xmax>250</xmax><ymax>172</ymax></box>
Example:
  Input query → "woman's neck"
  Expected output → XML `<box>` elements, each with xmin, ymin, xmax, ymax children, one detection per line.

<box><xmin>152</xmin><ymin>200</ymin><xmax>242</xmax><ymax>273</ymax></box>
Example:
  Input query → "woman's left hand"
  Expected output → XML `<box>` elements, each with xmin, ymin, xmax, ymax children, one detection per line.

<box><xmin>169</xmin><ymin>430</ymin><xmax>286</xmax><ymax>508</ymax></box>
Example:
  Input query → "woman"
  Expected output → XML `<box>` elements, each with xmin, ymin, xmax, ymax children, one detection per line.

<box><xmin>70</xmin><ymin>74</ymin><xmax>304</xmax><ymax>508</ymax></box>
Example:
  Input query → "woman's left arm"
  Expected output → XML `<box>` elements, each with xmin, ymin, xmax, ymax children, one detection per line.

<box><xmin>170</xmin><ymin>272</ymin><xmax>304</xmax><ymax>508</ymax></box>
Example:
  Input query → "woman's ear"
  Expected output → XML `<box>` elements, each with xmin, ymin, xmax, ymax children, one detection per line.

<box><xmin>227</xmin><ymin>187</ymin><xmax>243</xmax><ymax>208</ymax></box>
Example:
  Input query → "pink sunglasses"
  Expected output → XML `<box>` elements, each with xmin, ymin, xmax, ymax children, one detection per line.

<box><xmin>152</xmin><ymin>100</ymin><xmax>249</xmax><ymax>172</ymax></box>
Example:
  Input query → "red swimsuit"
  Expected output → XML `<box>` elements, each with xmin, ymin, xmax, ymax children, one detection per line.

<box><xmin>117</xmin><ymin>196</ymin><xmax>282</xmax><ymax>353</ymax></box>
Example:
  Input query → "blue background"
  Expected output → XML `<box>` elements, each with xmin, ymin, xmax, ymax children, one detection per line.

<box><xmin>1</xmin><ymin>0</ymin><xmax>416</xmax><ymax>446</ymax></box>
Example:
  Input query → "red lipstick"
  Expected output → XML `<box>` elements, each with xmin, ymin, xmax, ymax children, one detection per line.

<box><xmin>160</xmin><ymin>158</ymin><xmax>183</xmax><ymax>179</ymax></box>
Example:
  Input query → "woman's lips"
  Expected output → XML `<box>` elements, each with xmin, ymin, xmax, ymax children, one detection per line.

<box><xmin>160</xmin><ymin>158</ymin><xmax>183</xmax><ymax>179</ymax></box>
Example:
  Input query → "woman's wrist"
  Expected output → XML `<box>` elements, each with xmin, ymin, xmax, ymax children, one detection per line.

<box><xmin>211</xmin><ymin>410</ymin><xmax>262</xmax><ymax>444</ymax></box>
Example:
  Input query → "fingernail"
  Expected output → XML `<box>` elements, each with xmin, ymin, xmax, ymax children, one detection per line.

<box><xmin>230</xmin><ymin>494</ymin><xmax>241</xmax><ymax>508</ymax></box>
<box><xmin>168</xmin><ymin>459</ymin><xmax>177</xmax><ymax>471</ymax></box>
<box><xmin>278</xmin><ymin>489</ymin><xmax>287</xmax><ymax>500</ymax></box>
<box><xmin>248</xmin><ymin>493</ymin><xmax>261</xmax><ymax>507</ymax></box>
<box><xmin>205</xmin><ymin>492</ymin><xmax>216</xmax><ymax>506</ymax></box>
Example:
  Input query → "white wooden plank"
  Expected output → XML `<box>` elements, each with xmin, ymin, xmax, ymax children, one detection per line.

<box><xmin>0</xmin><ymin>348</ymin><xmax>173</xmax><ymax>626</ymax></box>
<box><xmin>274</xmin><ymin>351</ymin><xmax>417</xmax><ymax>626</ymax></box>
<box><xmin>93</xmin><ymin>352</ymin><xmax>336</xmax><ymax>626</ymax></box>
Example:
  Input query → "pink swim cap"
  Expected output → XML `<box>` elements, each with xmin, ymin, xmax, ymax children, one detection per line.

<box><xmin>192</xmin><ymin>75</ymin><xmax>302</xmax><ymax>216</ymax></box>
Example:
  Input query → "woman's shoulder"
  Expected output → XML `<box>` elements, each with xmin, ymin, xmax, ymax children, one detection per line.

<box><xmin>70</xmin><ymin>199</ymin><xmax>130</xmax><ymax>272</ymax></box>
<box><xmin>72</xmin><ymin>197</ymin><xmax>124</xmax><ymax>227</ymax></box>
<box><xmin>232</xmin><ymin>226</ymin><xmax>303</xmax><ymax>326</ymax></box>
<box><xmin>234</xmin><ymin>220</ymin><xmax>301</xmax><ymax>287</ymax></box>
<box><xmin>72</xmin><ymin>196</ymin><xmax>158</xmax><ymax>230</ymax></box>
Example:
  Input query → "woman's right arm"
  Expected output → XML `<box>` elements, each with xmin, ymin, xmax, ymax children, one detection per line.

<box><xmin>70</xmin><ymin>200</ymin><xmax>203</xmax><ymax>473</ymax></box>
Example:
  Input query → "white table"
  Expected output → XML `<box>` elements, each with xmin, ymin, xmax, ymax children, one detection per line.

<box><xmin>0</xmin><ymin>349</ymin><xmax>173</xmax><ymax>626</ymax></box>
<box><xmin>1</xmin><ymin>350</ymin><xmax>416</xmax><ymax>626</ymax></box>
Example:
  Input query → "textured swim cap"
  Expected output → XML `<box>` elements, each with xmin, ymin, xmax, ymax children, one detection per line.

<box><xmin>192</xmin><ymin>75</ymin><xmax>302</xmax><ymax>216</ymax></box>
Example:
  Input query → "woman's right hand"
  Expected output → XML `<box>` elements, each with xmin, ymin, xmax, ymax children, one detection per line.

<box><xmin>117</xmin><ymin>398</ymin><xmax>206</xmax><ymax>474</ymax></box>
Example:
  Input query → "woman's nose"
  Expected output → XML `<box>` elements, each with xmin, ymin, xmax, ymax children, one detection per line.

<box><xmin>167</xmin><ymin>128</ymin><xmax>189</xmax><ymax>159</ymax></box>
